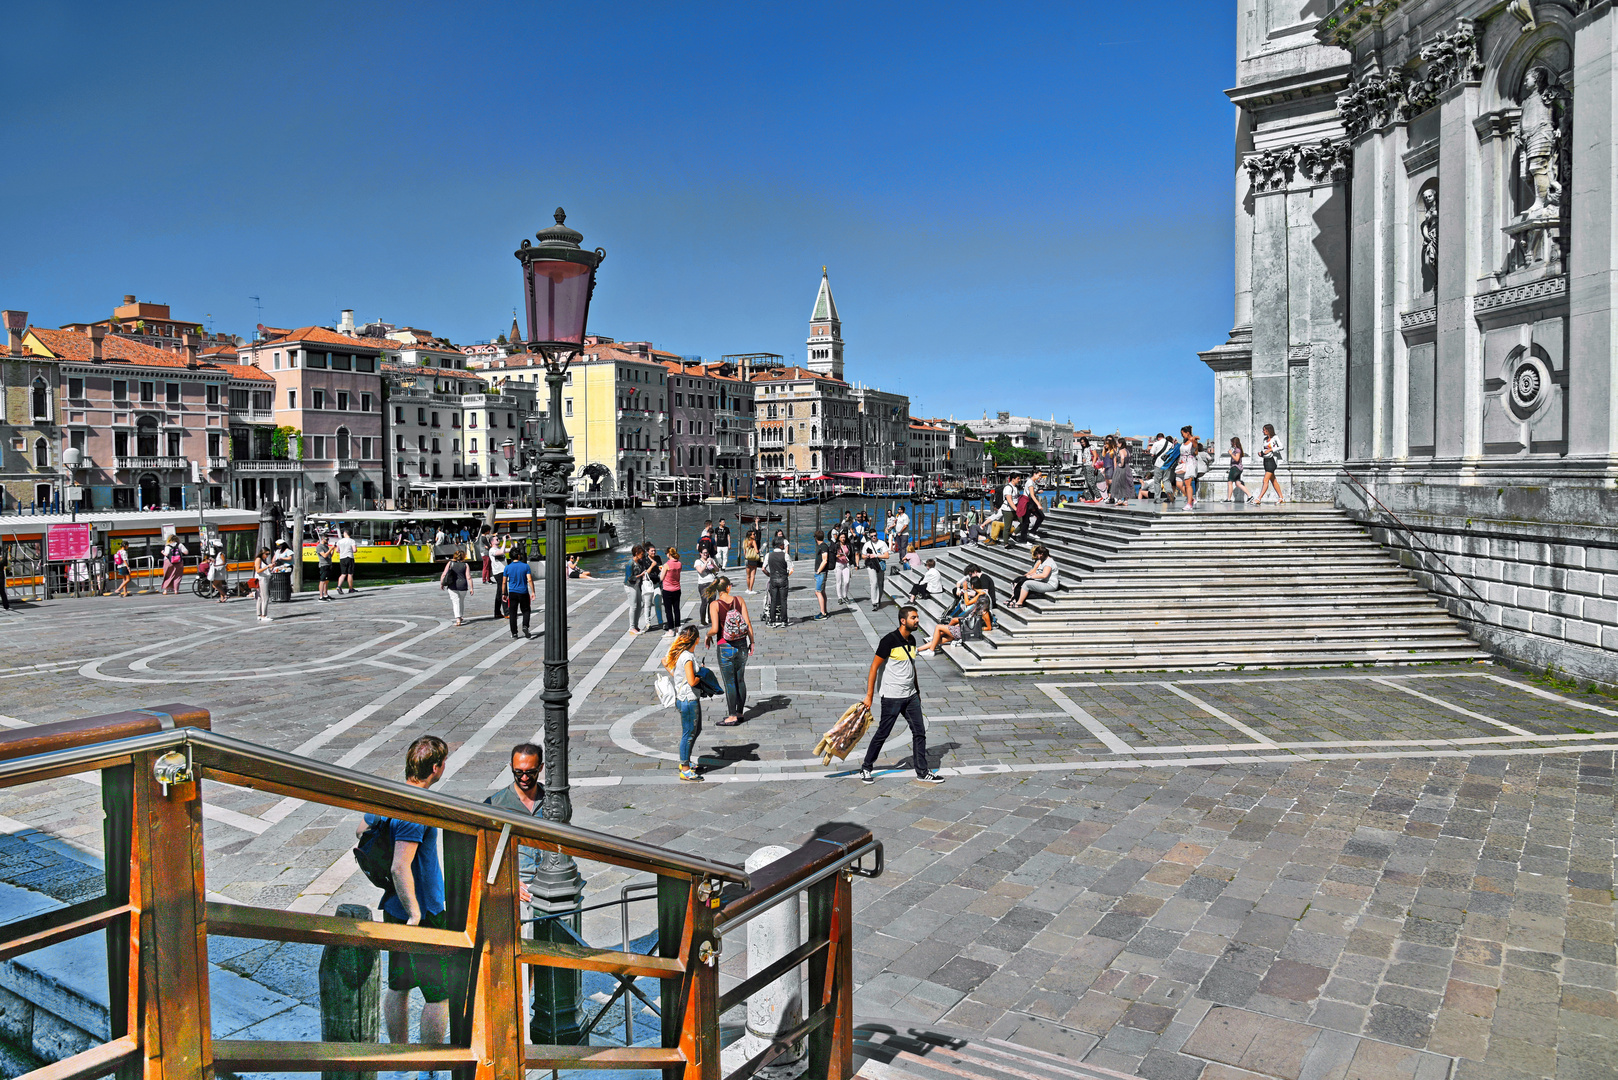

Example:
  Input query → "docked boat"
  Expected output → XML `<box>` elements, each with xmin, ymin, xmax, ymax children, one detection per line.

<box><xmin>303</xmin><ymin>507</ymin><xmax>615</xmax><ymax>569</ymax></box>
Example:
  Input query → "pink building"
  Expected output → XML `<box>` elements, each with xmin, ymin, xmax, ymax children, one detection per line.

<box><xmin>237</xmin><ymin>327</ymin><xmax>386</xmax><ymax>510</ymax></box>
<box><xmin>22</xmin><ymin>326</ymin><xmax>233</xmax><ymax>509</ymax></box>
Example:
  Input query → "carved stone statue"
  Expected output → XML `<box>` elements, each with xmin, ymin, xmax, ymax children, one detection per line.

<box><xmin>1518</xmin><ymin>67</ymin><xmax>1567</xmax><ymax>219</ymax></box>
<box><xmin>1420</xmin><ymin>185</ymin><xmax>1439</xmax><ymax>288</ymax></box>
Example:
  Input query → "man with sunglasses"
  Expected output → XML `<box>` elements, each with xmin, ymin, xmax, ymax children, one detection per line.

<box><xmin>484</xmin><ymin>743</ymin><xmax>543</xmax><ymax>901</ymax></box>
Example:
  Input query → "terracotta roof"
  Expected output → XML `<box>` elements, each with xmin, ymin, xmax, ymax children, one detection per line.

<box><xmin>25</xmin><ymin>327</ymin><xmax>225</xmax><ymax>372</ymax></box>
<box><xmin>750</xmin><ymin>366</ymin><xmax>846</xmax><ymax>385</ymax></box>
<box><xmin>256</xmin><ymin>327</ymin><xmax>395</xmax><ymax>350</ymax></box>
<box><xmin>661</xmin><ymin>359</ymin><xmax>748</xmax><ymax>384</ymax></box>
<box><xmin>200</xmin><ymin>343</ymin><xmax>238</xmax><ymax>358</ymax></box>
<box><xmin>213</xmin><ymin>361</ymin><xmax>275</xmax><ymax>383</ymax></box>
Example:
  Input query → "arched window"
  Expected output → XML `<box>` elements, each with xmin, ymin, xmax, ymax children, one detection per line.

<box><xmin>812</xmin><ymin>452</ymin><xmax>819</xmax><ymax>470</ymax></box>
<box><xmin>136</xmin><ymin>416</ymin><xmax>158</xmax><ymax>457</ymax></box>
<box><xmin>336</xmin><ymin>427</ymin><xmax>351</xmax><ymax>460</ymax></box>
<box><xmin>34</xmin><ymin>438</ymin><xmax>48</xmax><ymax>467</ymax></box>
<box><xmin>32</xmin><ymin>378</ymin><xmax>49</xmax><ymax>421</ymax></box>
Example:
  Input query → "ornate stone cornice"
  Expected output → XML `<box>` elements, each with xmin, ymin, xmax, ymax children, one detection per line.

<box><xmin>1400</xmin><ymin>307</ymin><xmax>1437</xmax><ymax>330</ymax></box>
<box><xmin>1319</xmin><ymin>0</ymin><xmax>1404</xmax><ymax>46</ymax></box>
<box><xmin>1244</xmin><ymin>139</ymin><xmax>1353</xmax><ymax>192</ymax></box>
<box><xmin>1473</xmin><ymin>275</ymin><xmax>1567</xmax><ymax>313</ymax></box>
<box><xmin>1338</xmin><ymin>20</ymin><xmax>1484</xmax><ymax>139</ymax></box>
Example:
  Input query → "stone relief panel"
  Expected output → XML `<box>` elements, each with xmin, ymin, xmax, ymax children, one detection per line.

<box><xmin>1482</xmin><ymin>319</ymin><xmax>1567</xmax><ymax>455</ymax></box>
<box><xmin>1242</xmin><ymin>139</ymin><xmax>1352</xmax><ymax>192</ymax></box>
<box><xmin>1407</xmin><ymin>341</ymin><xmax>1436</xmax><ymax>456</ymax></box>
<box><xmin>1337</xmin><ymin>20</ymin><xmax>1484</xmax><ymax>138</ymax></box>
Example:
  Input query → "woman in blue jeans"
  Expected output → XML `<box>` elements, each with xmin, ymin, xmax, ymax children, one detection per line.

<box><xmin>705</xmin><ymin>577</ymin><xmax>754</xmax><ymax>726</ymax></box>
<box><xmin>664</xmin><ymin>625</ymin><xmax>704</xmax><ymax>781</ymax></box>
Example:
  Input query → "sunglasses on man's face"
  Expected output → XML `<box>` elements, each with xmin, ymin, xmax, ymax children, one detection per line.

<box><xmin>512</xmin><ymin>767</ymin><xmax>540</xmax><ymax>779</ymax></box>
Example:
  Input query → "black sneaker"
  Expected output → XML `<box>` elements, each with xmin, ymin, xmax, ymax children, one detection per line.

<box><xmin>916</xmin><ymin>772</ymin><xmax>946</xmax><ymax>784</ymax></box>
<box><xmin>860</xmin><ymin>768</ymin><xmax>875</xmax><ymax>784</ymax></box>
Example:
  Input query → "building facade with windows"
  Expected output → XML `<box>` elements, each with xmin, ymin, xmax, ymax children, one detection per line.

<box><xmin>57</xmin><ymin>295</ymin><xmax>239</xmax><ymax>354</ymax></box>
<box><xmin>3</xmin><ymin>313</ymin><xmax>64</xmax><ymax>511</ymax></box>
<box><xmin>20</xmin><ymin>326</ymin><xmax>233</xmax><ymax>511</ymax></box>
<box><xmin>664</xmin><ymin>360</ymin><xmax>756</xmax><ymax>495</ymax></box>
<box><xmin>753</xmin><ymin>367</ymin><xmax>855</xmax><ymax>476</ymax></box>
<box><xmin>850</xmin><ymin>384</ymin><xmax>911</xmax><ymax>477</ymax></box>
<box><xmin>238</xmin><ymin>327</ymin><xmax>386</xmax><ymax>511</ymax></box>
<box><xmin>573</xmin><ymin>340</ymin><xmax>670</xmax><ymax>498</ymax></box>
<box><xmin>970</xmin><ymin>413</ymin><xmax>1077</xmax><ymax>467</ymax></box>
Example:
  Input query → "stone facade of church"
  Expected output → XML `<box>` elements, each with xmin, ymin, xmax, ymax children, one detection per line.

<box><xmin>1204</xmin><ymin>0</ymin><xmax>1618</xmax><ymax>683</ymax></box>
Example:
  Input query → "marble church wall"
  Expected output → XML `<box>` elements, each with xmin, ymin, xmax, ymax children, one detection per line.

<box><xmin>1205</xmin><ymin>0</ymin><xmax>1618</xmax><ymax>685</ymax></box>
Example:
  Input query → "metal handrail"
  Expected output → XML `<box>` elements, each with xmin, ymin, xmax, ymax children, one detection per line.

<box><xmin>0</xmin><ymin>725</ymin><xmax>748</xmax><ymax>883</ymax></box>
<box><xmin>1337</xmin><ymin>469</ymin><xmax>1489</xmax><ymax>609</ymax></box>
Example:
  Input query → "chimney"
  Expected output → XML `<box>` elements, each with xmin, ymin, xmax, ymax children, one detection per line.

<box><xmin>90</xmin><ymin>325</ymin><xmax>105</xmax><ymax>362</ymax></box>
<box><xmin>2</xmin><ymin>310</ymin><xmax>27</xmax><ymax>356</ymax></box>
<box><xmin>183</xmin><ymin>333</ymin><xmax>199</xmax><ymax>368</ymax></box>
<box><xmin>339</xmin><ymin>309</ymin><xmax>355</xmax><ymax>335</ymax></box>
<box><xmin>123</xmin><ymin>295</ymin><xmax>136</xmax><ymax>304</ymax></box>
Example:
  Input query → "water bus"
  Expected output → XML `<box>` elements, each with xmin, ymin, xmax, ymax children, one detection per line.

<box><xmin>302</xmin><ymin>507</ymin><xmax>616</xmax><ymax>569</ymax></box>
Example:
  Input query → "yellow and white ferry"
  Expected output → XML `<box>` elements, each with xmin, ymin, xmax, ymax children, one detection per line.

<box><xmin>302</xmin><ymin>508</ymin><xmax>616</xmax><ymax>569</ymax></box>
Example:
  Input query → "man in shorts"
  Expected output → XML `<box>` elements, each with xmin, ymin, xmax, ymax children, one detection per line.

<box><xmin>336</xmin><ymin>529</ymin><xmax>358</xmax><ymax>594</ymax></box>
<box><xmin>812</xmin><ymin>529</ymin><xmax>830</xmax><ymax>621</ymax></box>
<box><xmin>358</xmin><ymin>736</ymin><xmax>449</xmax><ymax>1054</ymax></box>
<box><xmin>315</xmin><ymin>533</ymin><xmax>335</xmax><ymax>602</ymax></box>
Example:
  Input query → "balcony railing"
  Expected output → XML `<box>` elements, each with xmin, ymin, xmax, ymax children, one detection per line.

<box><xmin>0</xmin><ymin>707</ymin><xmax>878</xmax><ymax>1080</ymax></box>
<box><xmin>232</xmin><ymin>459</ymin><xmax>304</xmax><ymax>473</ymax></box>
<box><xmin>114</xmin><ymin>456</ymin><xmax>188</xmax><ymax>471</ymax></box>
<box><xmin>206</xmin><ymin>456</ymin><xmax>230</xmax><ymax>470</ymax></box>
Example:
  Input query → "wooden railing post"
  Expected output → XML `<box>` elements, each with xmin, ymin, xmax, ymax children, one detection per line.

<box><xmin>136</xmin><ymin>747</ymin><xmax>213</xmax><ymax>1080</ymax></box>
<box><xmin>471</xmin><ymin>829</ymin><xmax>522</xmax><ymax>1080</ymax></box>
<box><xmin>804</xmin><ymin>871</ymin><xmax>853</xmax><ymax>1080</ymax></box>
<box><xmin>102</xmin><ymin>763</ymin><xmax>139</xmax><ymax>1080</ymax></box>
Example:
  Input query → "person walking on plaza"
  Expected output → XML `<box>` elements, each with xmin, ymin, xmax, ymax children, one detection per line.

<box><xmin>489</xmin><ymin>533</ymin><xmax>508</xmax><ymax>619</ymax></box>
<box><xmin>336</xmin><ymin>529</ymin><xmax>359</xmax><ymax>594</ymax></box>
<box><xmin>208</xmin><ymin>547</ymin><xmax>228</xmax><ymax>603</ymax></box>
<box><xmin>160</xmin><ymin>536</ymin><xmax>186</xmax><ymax>594</ymax></box>
<box><xmin>763</xmin><ymin>538</ymin><xmax>792</xmax><ymax>627</ymax></box>
<box><xmin>833</xmin><ymin>531</ymin><xmax>854</xmax><ymax>605</ymax></box>
<box><xmin>1226</xmin><ymin>437</ymin><xmax>1255</xmax><ymax>502</ymax></box>
<box><xmin>253</xmin><ymin>547</ymin><xmax>273</xmax><ymax>622</ymax></box>
<box><xmin>1177</xmin><ymin>426</ymin><xmax>1199</xmax><ymax>510</ymax></box>
<box><xmin>624</xmin><ymin>544</ymin><xmax>648</xmax><ymax>634</ymax></box>
<box><xmin>659</xmin><ymin>547</ymin><xmax>684</xmax><ymax>633</ymax></box>
<box><xmin>477</xmin><ymin>527</ymin><xmax>493</xmax><ymax>584</ymax></box>
<box><xmin>858</xmin><ymin>606</ymin><xmax>944</xmax><ymax>785</ymax></box>
<box><xmin>1111</xmin><ymin>440</ymin><xmax>1136</xmax><ymax>506</ymax></box>
<box><xmin>890</xmin><ymin>507</ymin><xmax>910</xmax><ymax>563</ymax></box>
<box><xmin>861</xmin><ymin>531</ymin><xmax>889</xmax><ymax>611</ymax></box>
<box><xmin>315</xmin><ymin>532</ymin><xmax>335</xmax><ymax>602</ymax></box>
<box><xmin>742</xmin><ymin>528</ymin><xmax>761</xmax><ymax>594</ymax></box>
<box><xmin>997</xmin><ymin>474</ymin><xmax>1021</xmax><ymax>544</ymax></box>
<box><xmin>715</xmin><ymin>518</ymin><xmax>731</xmax><ymax>569</ymax></box>
<box><xmin>1150</xmin><ymin>433</ymin><xmax>1177</xmax><ymax>506</ymax></box>
<box><xmin>1256</xmin><ymin>424</ymin><xmax>1286</xmax><ymax>505</ymax></box>
<box><xmin>504</xmin><ymin>544</ymin><xmax>534</xmax><ymax>639</ymax></box>
<box><xmin>439</xmin><ymin>551</ymin><xmax>473</xmax><ymax>626</ymax></box>
<box><xmin>706</xmin><ymin>576</ymin><xmax>753</xmax><ymax>726</ymax></box>
<box><xmin>1025</xmin><ymin>470</ymin><xmax>1049</xmax><ymax>537</ymax></box>
<box><xmin>111</xmin><ymin>543</ymin><xmax>130</xmax><ymax>598</ymax></box>
<box><xmin>358</xmin><ymin>736</ymin><xmax>450</xmax><ymax>1062</ymax></box>
<box><xmin>812</xmin><ymin>529</ymin><xmax>830</xmax><ymax>620</ymax></box>
<box><xmin>694</xmin><ymin>547</ymin><xmax>719</xmax><ymax>611</ymax></box>
<box><xmin>646</xmin><ymin>546</ymin><xmax>666</xmax><ymax>627</ymax></box>
<box><xmin>664</xmin><ymin>625</ymin><xmax>705</xmax><ymax>781</ymax></box>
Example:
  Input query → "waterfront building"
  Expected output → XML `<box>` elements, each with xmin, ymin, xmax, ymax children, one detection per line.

<box><xmin>663</xmin><ymin>360</ymin><xmax>756</xmax><ymax>496</ymax></box>
<box><xmin>753</xmin><ymin>367</ymin><xmax>856</xmax><ymax>477</ymax></box>
<box><xmin>57</xmin><ymin>294</ymin><xmax>239</xmax><ymax>353</ymax></box>
<box><xmin>237</xmin><ymin>327</ymin><xmax>387</xmax><ymax>512</ymax></box>
<box><xmin>970</xmin><ymin>412</ymin><xmax>1077</xmax><ymax>467</ymax></box>
<box><xmin>849</xmin><ymin>384</ymin><xmax>910</xmax><ymax>478</ymax></box>
<box><xmin>1204</xmin><ymin>0</ymin><xmax>1618</xmax><ymax>681</ymax></box>
<box><xmin>18</xmin><ymin>325</ymin><xmax>233</xmax><ymax>511</ymax></box>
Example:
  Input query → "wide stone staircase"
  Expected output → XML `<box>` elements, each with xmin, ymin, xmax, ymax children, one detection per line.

<box><xmin>889</xmin><ymin>504</ymin><xmax>1489</xmax><ymax>675</ymax></box>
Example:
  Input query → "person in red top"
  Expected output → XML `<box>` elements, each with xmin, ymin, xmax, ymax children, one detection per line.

<box><xmin>659</xmin><ymin>547</ymin><xmax>683</xmax><ymax>632</ymax></box>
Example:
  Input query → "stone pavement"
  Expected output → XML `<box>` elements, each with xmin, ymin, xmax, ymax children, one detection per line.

<box><xmin>1</xmin><ymin>569</ymin><xmax>1615</xmax><ymax>1080</ymax></box>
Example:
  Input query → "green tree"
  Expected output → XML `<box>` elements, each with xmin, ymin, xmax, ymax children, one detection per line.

<box><xmin>271</xmin><ymin>426</ymin><xmax>302</xmax><ymax>460</ymax></box>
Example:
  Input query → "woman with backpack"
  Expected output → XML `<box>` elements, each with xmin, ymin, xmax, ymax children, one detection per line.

<box><xmin>1255</xmin><ymin>424</ymin><xmax>1286</xmax><ymax>505</ymax></box>
<box><xmin>439</xmin><ymin>550</ymin><xmax>473</xmax><ymax>626</ymax></box>
<box><xmin>705</xmin><ymin>576</ymin><xmax>754</xmax><ymax>727</ymax></box>
<box><xmin>663</xmin><ymin>625</ymin><xmax>705</xmax><ymax>782</ymax></box>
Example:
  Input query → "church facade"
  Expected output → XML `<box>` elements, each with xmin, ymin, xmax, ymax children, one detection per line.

<box><xmin>1204</xmin><ymin>0</ymin><xmax>1618</xmax><ymax>682</ymax></box>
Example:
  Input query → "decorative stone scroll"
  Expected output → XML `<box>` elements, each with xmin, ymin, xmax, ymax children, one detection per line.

<box><xmin>1243</xmin><ymin>139</ymin><xmax>1353</xmax><ymax>192</ymax></box>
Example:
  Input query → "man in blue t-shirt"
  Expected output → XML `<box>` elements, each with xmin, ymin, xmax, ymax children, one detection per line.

<box><xmin>357</xmin><ymin>735</ymin><xmax>448</xmax><ymax>1053</ymax></box>
<box><xmin>504</xmin><ymin>543</ymin><xmax>535</xmax><ymax>639</ymax></box>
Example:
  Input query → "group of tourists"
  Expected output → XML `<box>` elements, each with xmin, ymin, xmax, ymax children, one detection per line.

<box><xmin>1074</xmin><ymin>424</ymin><xmax>1287</xmax><ymax>507</ymax></box>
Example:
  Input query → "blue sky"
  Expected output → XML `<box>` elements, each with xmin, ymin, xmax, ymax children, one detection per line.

<box><xmin>2</xmin><ymin>1</ymin><xmax>1234</xmax><ymax>437</ymax></box>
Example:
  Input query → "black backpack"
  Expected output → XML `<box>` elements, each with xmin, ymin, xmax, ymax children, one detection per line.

<box><xmin>961</xmin><ymin>608</ymin><xmax>985</xmax><ymax>641</ymax></box>
<box><xmin>353</xmin><ymin>818</ymin><xmax>395</xmax><ymax>893</ymax></box>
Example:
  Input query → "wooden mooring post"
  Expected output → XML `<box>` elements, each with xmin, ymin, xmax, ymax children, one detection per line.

<box><xmin>319</xmin><ymin>903</ymin><xmax>380</xmax><ymax>1080</ymax></box>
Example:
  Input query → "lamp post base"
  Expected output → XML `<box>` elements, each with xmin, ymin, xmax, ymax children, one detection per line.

<box><xmin>529</xmin><ymin>857</ymin><xmax>586</xmax><ymax>1045</ymax></box>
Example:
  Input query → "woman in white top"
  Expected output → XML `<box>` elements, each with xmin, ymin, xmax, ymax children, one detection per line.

<box><xmin>1255</xmin><ymin>424</ymin><xmax>1286</xmax><ymax>505</ymax></box>
<box><xmin>693</xmin><ymin>551</ymin><xmax>718</xmax><ymax>606</ymax></box>
<box><xmin>1010</xmin><ymin>546</ymin><xmax>1060</xmax><ymax>607</ymax></box>
<box><xmin>253</xmin><ymin>547</ymin><xmax>273</xmax><ymax>622</ymax></box>
<box><xmin>209</xmin><ymin>549</ymin><xmax>228</xmax><ymax>603</ymax></box>
<box><xmin>663</xmin><ymin>625</ymin><xmax>704</xmax><ymax>782</ymax></box>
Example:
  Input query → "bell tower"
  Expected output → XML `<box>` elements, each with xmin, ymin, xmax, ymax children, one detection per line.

<box><xmin>805</xmin><ymin>267</ymin><xmax>843</xmax><ymax>379</ymax></box>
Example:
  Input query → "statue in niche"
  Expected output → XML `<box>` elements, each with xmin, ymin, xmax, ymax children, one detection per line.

<box><xmin>1419</xmin><ymin>184</ymin><xmax>1439</xmax><ymax>293</ymax></box>
<box><xmin>1517</xmin><ymin>66</ymin><xmax>1568</xmax><ymax>219</ymax></box>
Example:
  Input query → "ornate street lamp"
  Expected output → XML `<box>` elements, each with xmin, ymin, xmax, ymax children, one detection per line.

<box><xmin>513</xmin><ymin>208</ymin><xmax>604</xmax><ymax>1045</ymax></box>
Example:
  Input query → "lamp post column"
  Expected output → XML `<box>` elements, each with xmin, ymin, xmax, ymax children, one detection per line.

<box><xmin>529</xmin><ymin>352</ymin><xmax>584</xmax><ymax>1045</ymax></box>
